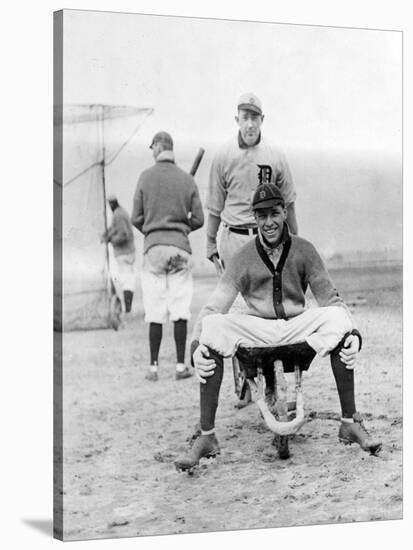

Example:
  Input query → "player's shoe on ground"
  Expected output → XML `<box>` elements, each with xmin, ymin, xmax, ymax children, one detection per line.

<box><xmin>338</xmin><ymin>413</ymin><xmax>382</xmax><ymax>455</ymax></box>
<box><xmin>187</xmin><ymin>422</ymin><xmax>202</xmax><ymax>446</ymax></box>
<box><xmin>145</xmin><ymin>369</ymin><xmax>159</xmax><ymax>382</ymax></box>
<box><xmin>175</xmin><ymin>365</ymin><xmax>193</xmax><ymax>380</ymax></box>
<box><xmin>174</xmin><ymin>434</ymin><xmax>220</xmax><ymax>471</ymax></box>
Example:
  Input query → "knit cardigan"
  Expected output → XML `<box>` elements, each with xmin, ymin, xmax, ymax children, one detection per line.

<box><xmin>191</xmin><ymin>231</ymin><xmax>353</xmax><ymax>342</ymax></box>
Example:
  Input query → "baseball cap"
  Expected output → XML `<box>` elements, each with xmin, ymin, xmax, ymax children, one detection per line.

<box><xmin>107</xmin><ymin>193</ymin><xmax>118</xmax><ymax>202</ymax></box>
<box><xmin>252</xmin><ymin>183</ymin><xmax>285</xmax><ymax>210</ymax></box>
<box><xmin>237</xmin><ymin>92</ymin><xmax>263</xmax><ymax>115</ymax></box>
<box><xmin>149</xmin><ymin>131</ymin><xmax>173</xmax><ymax>150</ymax></box>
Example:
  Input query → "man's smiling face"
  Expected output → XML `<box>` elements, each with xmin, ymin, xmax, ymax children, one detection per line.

<box><xmin>254</xmin><ymin>204</ymin><xmax>287</xmax><ymax>246</ymax></box>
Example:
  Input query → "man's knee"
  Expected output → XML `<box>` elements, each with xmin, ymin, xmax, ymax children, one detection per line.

<box><xmin>202</xmin><ymin>313</ymin><xmax>226</xmax><ymax>332</ymax></box>
<box><xmin>200</xmin><ymin>314</ymin><xmax>236</xmax><ymax>356</ymax></box>
<box><xmin>201</xmin><ymin>313</ymin><xmax>229</xmax><ymax>343</ymax></box>
<box><xmin>322</xmin><ymin>306</ymin><xmax>352</xmax><ymax>332</ymax></box>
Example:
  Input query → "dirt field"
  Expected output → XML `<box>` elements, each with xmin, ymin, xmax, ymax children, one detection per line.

<box><xmin>61</xmin><ymin>263</ymin><xmax>402</xmax><ymax>541</ymax></box>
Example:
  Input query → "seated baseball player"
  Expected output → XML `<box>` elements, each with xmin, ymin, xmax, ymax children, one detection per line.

<box><xmin>175</xmin><ymin>183</ymin><xmax>381</xmax><ymax>470</ymax></box>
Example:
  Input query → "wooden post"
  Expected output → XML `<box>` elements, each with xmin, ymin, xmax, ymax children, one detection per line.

<box><xmin>274</xmin><ymin>360</ymin><xmax>288</xmax><ymax>420</ymax></box>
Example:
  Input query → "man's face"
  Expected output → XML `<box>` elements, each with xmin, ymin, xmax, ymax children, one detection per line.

<box><xmin>235</xmin><ymin>109</ymin><xmax>264</xmax><ymax>146</ymax></box>
<box><xmin>254</xmin><ymin>204</ymin><xmax>287</xmax><ymax>246</ymax></box>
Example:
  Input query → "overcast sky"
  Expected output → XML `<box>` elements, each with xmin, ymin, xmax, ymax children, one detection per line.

<box><xmin>63</xmin><ymin>9</ymin><xmax>401</xmax><ymax>154</ymax></box>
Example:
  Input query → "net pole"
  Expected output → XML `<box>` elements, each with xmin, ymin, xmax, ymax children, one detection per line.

<box><xmin>98</xmin><ymin>105</ymin><xmax>111</xmax><ymax>277</ymax></box>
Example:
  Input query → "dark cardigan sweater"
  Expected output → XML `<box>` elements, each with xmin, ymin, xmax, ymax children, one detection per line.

<box><xmin>191</xmin><ymin>229</ymin><xmax>354</xmax><ymax>343</ymax></box>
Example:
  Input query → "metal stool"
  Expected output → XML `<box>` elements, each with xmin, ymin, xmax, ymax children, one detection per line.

<box><xmin>234</xmin><ymin>343</ymin><xmax>316</xmax><ymax>458</ymax></box>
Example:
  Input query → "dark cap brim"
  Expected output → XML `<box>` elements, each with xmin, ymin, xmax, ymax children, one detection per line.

<box><xmin>252</xmin><ymin>198</ymin><xmax>284</xmax><ymax>210</ymax></box>
<box><xmin>238</xmin><ymin>103</ymin><xmax>262</xmax><ymax>115</ymax></box>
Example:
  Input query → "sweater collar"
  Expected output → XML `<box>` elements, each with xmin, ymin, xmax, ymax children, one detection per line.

<box><xmin>258</xmin><ymin>223</ymin><xmax>290</xmax><ymax>255</ymax></box>
<box><xmin>238</xmin><ymin>131</ymin><xmax>262</xmax><ymax>149</ymax></box>
<box><xmin>156</xmin><ymin>150</ymin><xmax>175</xmax><ymax>163</ymax></box>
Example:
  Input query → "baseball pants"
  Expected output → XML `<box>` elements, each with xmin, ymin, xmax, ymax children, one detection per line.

<box><xmin>199</xmin><ymin>307</ymin><xmax>356</xmax><ymax>430</ymax></box>
<box><xmin>219</xmin><ymin>224</ymin><xmax>255</xmax><ymax>270</ymax></box>
<box><xmin>115</xmin><ymin>252</ymin><xmax>137</xmax><ymax>292</ymax></box>
<box><xmin>141</xmin><ymin>245</ymin><xmax>193</xmax><ymax>324</ymax></box>
<box><xmin>200</xmin><ymin>306</ymin><xmax>353</xmax><ymax>358</ymax></box>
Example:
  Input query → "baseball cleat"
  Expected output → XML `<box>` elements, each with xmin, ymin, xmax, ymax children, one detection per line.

<box><xmin>175</xmin><ymin>366</ymin><xmax>193</xmax><ymax>380</ymax></box>
<box><xmin>186</xmin><ymin>423</ymin><xmax>202</xmax><ymax>447</ymax></box>
<box><xmin>145</xmin><ymin>370</ymin><xmax>159</xmax><ymax>382</ymax></box>
<box><xmin>174</xmin><ymin>434</ymin><xmax>220</xmax><ymax>472</ymax></box>
<box><xmin>338</xmin><ymin>413</ymin><xmax>382</xmax><ymax>455</ymax></box>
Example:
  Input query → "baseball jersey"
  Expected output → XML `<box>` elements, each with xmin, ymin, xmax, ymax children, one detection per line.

<box><xmin>206</xmin><ymin>134</ymin><xmax>296</xmax><ymax>228</ymax></box>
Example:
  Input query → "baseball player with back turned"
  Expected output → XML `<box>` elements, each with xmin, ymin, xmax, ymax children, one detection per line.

<box><xmin>131</xmin><ymin>131</ymin><xmax>204</xmax><ymax>382</ymax></box>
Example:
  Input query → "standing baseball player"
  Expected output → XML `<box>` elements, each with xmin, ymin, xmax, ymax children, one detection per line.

<box><xmin>175</xmin><ymin>183</ymin><xmax>381</xmax><ymax>471</ymax></box>
<box><xmin>102</xmin><ymin>194</ymin><xmax>136</xmax><ymax>314</ymax></box>
<box><xmin>206</xmin><ymin>92</ymin><xmax>297</xmax><ymax>269</ymax></box>
<box><xmin>206</xmin><ymin>93</ymin><xmax>298</xmax><ymax>405</ymax></box>
<box><xmin>131</xmin><ymin>131</ymin><xmax>204</xmax><ymax>382</ymax></box>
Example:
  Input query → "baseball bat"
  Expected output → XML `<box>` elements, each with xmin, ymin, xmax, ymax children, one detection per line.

<box><xmin>189</xmin><ymin>147</ymin><xmax>205</xmax><ymax>176</ymax></box>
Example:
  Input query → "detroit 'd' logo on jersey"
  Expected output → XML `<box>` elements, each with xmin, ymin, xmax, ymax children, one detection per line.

<box><xmin>257</xmin><ymin>164</ymin><xmax>272</xmax><ymax>185</ymax></box>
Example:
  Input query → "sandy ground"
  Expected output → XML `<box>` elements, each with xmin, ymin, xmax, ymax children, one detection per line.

<box><xmin>60</xmin><ymin>264</ymin><xmax>402</xmax><ymax>541</ymax></box>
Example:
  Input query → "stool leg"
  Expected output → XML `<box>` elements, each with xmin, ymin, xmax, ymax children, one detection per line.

<box><xmin>293</xmin><ymin>365</ymin><xmax>305</xmax><ymax>426</ymax></box>
<box><xmin>274</xmin><ymin>360</ymin><xmax>288</xmax><ymax>420</ymax></box>
<box><xmin>294</xmin><ymin>365</ymin><xmax>301</xmax><ymax>391</ymax></box>
<box><xmin>233</xmin><ymin>356</ymin><xmax>252</xmax><ymax>408</ymax></box>
<box><xmin>272</xmin><ymin>359</ymin><xmax>290</xmax><ymax>459</ymax></box>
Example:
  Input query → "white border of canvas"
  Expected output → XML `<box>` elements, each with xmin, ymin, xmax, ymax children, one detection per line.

<box><xmin>1</xmin><ymin>1</ymin><xmax>410</xmax><ymax>549</ymax></box>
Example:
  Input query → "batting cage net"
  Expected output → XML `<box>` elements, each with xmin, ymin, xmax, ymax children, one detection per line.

<box><xmin>54</xmin><ymin>104</ymin><xmax>153</xmax><ymax>331</ymax></box>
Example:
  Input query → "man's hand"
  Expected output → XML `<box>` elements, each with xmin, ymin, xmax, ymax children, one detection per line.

<box><xmin>339</xmin><ymin>334</ymin><xmax>360</xmax><ymax>370</ymax></box>
<box><xmin>207</xmin><ymin>239</ymin><xmax>219</xmax><ymax>262</ymax></box>
<box><xmin>193</xmin><ymin>344</ymin><xmax>216</xmax><ymax>384</ymax></box>
<box><xmin>206</xmin><ymin>213</ymin><xmax>221</xmax><ymax>261</ymax></box>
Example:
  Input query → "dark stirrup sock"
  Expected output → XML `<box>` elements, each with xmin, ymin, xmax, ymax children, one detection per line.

<box><xmin>149</xmin><ymin>323</ymin><xmax>163</xmax><ymax>365</ymax></box>
<box><xmin>173</xmin><ymin>319</ymin><xmax>187</xmax><ymax>364</ymax></box>
<box><xmin>330</xmin><ymin>344</ymin><xmax>356</xmax><ymax>419</ymax></box>
<box><xmin>123</xmin><ymin>290</ymin><xmax>133</xmax><ymax>313</ymax></box>
<box><xmin>200</xmin><ymin>347</ymin><xmax>224</xmax><ymax>431</ymax></box>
